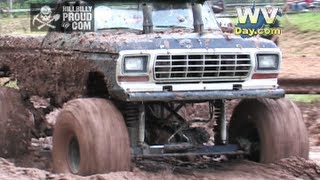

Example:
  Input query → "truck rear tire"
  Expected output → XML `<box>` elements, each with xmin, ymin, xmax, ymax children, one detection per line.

<box><xmin>229</xmin><ymin>98</ymin><xmax>309</xmax><ymax>163</ymax></box>
<box><xmin>0</xmin><ymin>87</ymin><xmax>31</xmax><ymax>158</ymax></box>
<box><xmin>52</xmin><ymin>98</ymin><xmax>131</xmax><ymax>175</ymax></box>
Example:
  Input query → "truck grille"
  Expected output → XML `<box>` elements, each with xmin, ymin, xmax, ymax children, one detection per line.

<box><xmin>154</xmin><ymin>54</ymin><xmax>252</xmax><ymax>83</ymax></box>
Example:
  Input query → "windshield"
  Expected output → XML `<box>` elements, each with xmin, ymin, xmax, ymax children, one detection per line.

<box><xmin>94</xmin><ymin>2</ymin><xmax>220</xmax><ymax>31</ymax></box>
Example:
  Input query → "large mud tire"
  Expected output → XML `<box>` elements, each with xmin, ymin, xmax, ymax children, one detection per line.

<box><xmin>229</xmin><ymin>98</ymin><xmax>309</xmax><ymax>163</ymax></box>
<box><xmin>0</xmin><ymin>87</ymin><xmax>31</xmax><ymax>158</ymax></box>
<box><xmin>53</xmin><ymin>98</ymin><xmax>131</xmax><ymax>175</ymax></box>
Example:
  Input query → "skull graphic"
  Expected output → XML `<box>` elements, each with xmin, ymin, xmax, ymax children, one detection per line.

<box><xmin>32</xmin><ymin>5</ymin><xmax>60</xmax><ymax>30</ymax></box>
<box><xmin>40</xmin><ymin>5</ymin><xmax>52</xmax><ymax>22</ymax></box>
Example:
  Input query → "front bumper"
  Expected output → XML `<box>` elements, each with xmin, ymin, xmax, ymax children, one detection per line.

<box><xmin>123</xmin><ymin>88</ymin><xmax>285</xmax><ymax>102</ymax></box>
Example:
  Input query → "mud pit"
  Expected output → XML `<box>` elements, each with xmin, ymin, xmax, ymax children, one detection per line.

<box><xmin>0</xmin><ymin>101</ymin><xmax>317</xmax><ymax>180</ymax></box>
<box><xmin>1</xmin><ymin>157</ymin><xmax>320</xmax><ymax>179</ymax></box>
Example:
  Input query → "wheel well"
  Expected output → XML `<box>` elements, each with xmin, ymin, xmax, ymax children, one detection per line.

<box><xmin>0</xmin><ymin>65</ymin><xmax>10</xmax><ymax>77</ymax></box>
<box><xmin>86</xmin><ymin>71</ymin><xmax>109</xmax><ymax>98</ymax></box>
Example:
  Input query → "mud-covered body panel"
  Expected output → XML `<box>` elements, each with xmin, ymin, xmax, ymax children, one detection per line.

<box><xmin>42</xmin><ymin>31</ymin><xmax>277</xmax><ymax>53</ymax></box>
<box><xmin>0</xmin><ymin>30</ymin><xmax>279</xmax><ymax>104</ymax></box>
<box><xmin>0</xmin><ymin>35</ymin><xmax>117</xmax><ymax>105</ymax></box>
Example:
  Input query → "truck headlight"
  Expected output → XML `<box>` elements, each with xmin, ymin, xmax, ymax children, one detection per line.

<box><xmin>257</xmin><ymin>54</ymin><xmax>279</xmax><ymax>70</ymax></box>
<box><xmin>123</xmin><ymin>56</ymin><xmax>148</xmax><ymax>73</ymax></box>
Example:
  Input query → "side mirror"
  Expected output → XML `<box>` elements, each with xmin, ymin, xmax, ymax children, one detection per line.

<box><xmin>221</xmin><ymin>26</ymin><xmax>234</xmax><ymax>33</ymax></box>
<box><xmin>218</xmin><ymin>19</ymin><xmax>234</xmax><ymax>33</ymax></box>
<box><xmin>212</xmin><ymin>5</ymin><xmax>224</xmax><ymax>13</ymax></box>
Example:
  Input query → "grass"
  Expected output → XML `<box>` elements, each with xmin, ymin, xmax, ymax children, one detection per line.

<box><xmin>286</xmin><ymin>94</ymin><xmax>320</xmax><ymax>103</ymax></box>
<box><xmin>4</xmin><ymin>80</ymin><xmax>19</xmax><ymax>90</ymax></box>
<box><xmin>279</xmin><ymin>12</ymin><xmax>320</xmax><ymax>32</ymax></box>
<box><xmin>0</xmin><ymin>78</ymin><xmax>19</xmax><ymax>90</ymax></box>
<box><xmin>0</xmin><ymin>16</ymin><xmax>47</xmax><ymax>35</ymax></box>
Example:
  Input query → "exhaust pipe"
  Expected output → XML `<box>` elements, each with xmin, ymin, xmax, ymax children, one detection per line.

<box><xmin>142</xmin><ymin>3</ymin><xmax>153</xmax><ymax>34</ymax></box>
<box><xmin>192</xmin><ymin>3</ymin><xmax>204</xmax><ymax>34</ymax></box>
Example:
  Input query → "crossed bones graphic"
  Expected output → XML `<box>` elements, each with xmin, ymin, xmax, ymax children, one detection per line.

<box><xmin>32</xmin><ymin>12</ymin><xmax>60</xmax><ymax>30</ymax></box>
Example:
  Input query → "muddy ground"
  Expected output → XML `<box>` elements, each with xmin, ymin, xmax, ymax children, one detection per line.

<box><xmin>0</xmin><ymin>101</ymin><xmax>318</xmax><ymax>180</ymax></box>
<box><xmin>0</xmin><ymin>28</ymin><xmax>320</xmax><ymax>179</ymax></box>
<box><xmin>0</xmin><ymin>98</ymin><xmax>319</xmax><ymax>179</ymax></box>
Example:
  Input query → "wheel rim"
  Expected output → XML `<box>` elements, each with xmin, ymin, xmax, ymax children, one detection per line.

<box><xmin>68</xmin><ymin>136</ymin><xmax>80</xmax><ymax>174</ymax></box>
<box><xmin>245</xmin><ymin>125</ymin><xmax>260</xmax><ymax>162</ymax></box>
<box><xmin>237</xmin><ymin>118</ymin><xmax>261</xmax><ymax>162</ymax></box>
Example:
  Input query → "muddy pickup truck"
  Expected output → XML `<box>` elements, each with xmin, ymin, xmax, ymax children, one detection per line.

<box><xmin>0</xmin><ymin>0</ymin><xmax>309</xmax><ymax>176</ymax></box>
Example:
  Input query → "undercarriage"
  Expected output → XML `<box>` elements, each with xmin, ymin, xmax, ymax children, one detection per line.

<box><xmin>123</xmin><ymin>100</ymin><xmax>242</xmax><ymax>158</ymax></box>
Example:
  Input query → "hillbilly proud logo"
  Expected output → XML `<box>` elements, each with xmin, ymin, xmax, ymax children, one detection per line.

<box><xmin>234</xmin><ymin>4</ymin><xmax>282</xmax><ymax>38</ymax></box>
<box><xmin>30</xmin><ymin>1</ymin><xmax>94</xmax><ymax>32</ymax></box>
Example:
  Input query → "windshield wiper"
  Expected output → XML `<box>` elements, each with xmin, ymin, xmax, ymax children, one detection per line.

<box><xmin>155</xmin><ymin>25</ymin><xmax>188</xmax><ymax>29</ymax></box>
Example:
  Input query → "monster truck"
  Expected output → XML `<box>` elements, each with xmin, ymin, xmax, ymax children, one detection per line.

<box><xmin>0</xmin><ymin>0</ymin><xmax>309</xmax><ymax>176</ymax></box>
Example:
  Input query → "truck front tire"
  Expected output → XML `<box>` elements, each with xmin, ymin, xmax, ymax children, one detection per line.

<box><xmin>52</xmin><ymin>98</ymin><xmax>131</xmax><ymax>175</ymax></box>
<box><xmin>229</xmin><ymin>98</ymin><xmax>309</xmax><ymax>163</ymax></box>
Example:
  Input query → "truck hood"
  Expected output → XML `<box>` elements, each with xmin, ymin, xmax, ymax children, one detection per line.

<box><xmin>42</xmin><ymin>30</ymin><xmax>277</xmax><ymax>53</ymax></box>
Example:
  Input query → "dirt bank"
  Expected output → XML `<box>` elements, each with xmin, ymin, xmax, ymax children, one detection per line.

<box><xmin>0</xmin><ymin>87</ymin><xmax>32</xmax><ymax>158</ymax></box>
<box><xmin>280</xmin><ymin>29</ymin><xmax>320</xmax><ymax>80</ymax></box>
